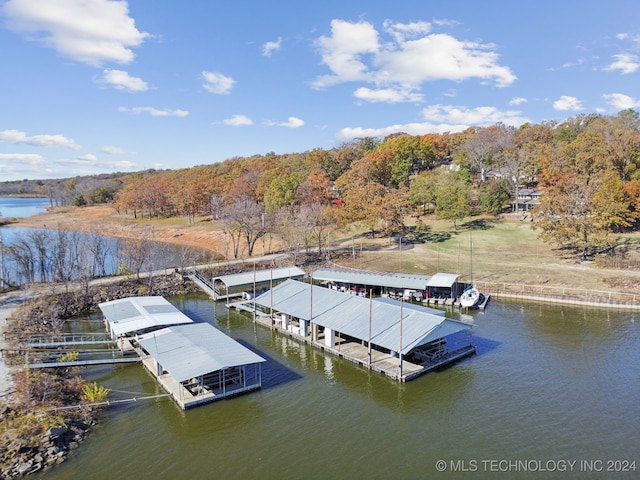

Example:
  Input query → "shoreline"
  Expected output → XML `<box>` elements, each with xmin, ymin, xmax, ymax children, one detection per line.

<box><xmin>0</xmin><ymin>291</ymin><xmax>26</xmax><ymax>397</ymax></box>
<box><xmin>5</xmin><ymin>204</ymin><xmax>640</xmax><ymax>303</ymax></box>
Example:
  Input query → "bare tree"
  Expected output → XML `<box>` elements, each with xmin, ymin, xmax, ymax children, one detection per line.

<box><xmin>118</xmin><ymin>227</ymin><xmax>154</xmax><ymax>279</ymax></box>
<box><xmin>85</xmin><ymin>230</ymin><xmax>111</xmax><ymax>277</ymax></box>
<box><xmin>219</xmin><ymin>195</ymin><xmax>265</xmax><ymax>258</ymax></box>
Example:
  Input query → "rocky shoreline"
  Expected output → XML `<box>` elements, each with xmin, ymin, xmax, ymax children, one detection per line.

<box><xmin>0</xmin><ymin>407</ymin><xmax>94</xmax><ymax>478</ymax></box>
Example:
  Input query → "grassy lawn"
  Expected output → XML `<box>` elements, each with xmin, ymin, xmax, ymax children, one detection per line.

<box><xmin>331</xmin><ymin>214</ymin><xmax>640</xmax><ymax>295</ymax></box>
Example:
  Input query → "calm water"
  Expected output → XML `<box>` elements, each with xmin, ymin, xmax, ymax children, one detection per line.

<box><xmin>0</xmin><ymin>196</ymin><xmax>50</xmax><ymax>219</ymax></box>
<box><xmin>0</xmin><ymin>197</ymin><xmax>216</xmax><ymax>280</ymax></box>
<box><xmin>37</xmin><ymin>295</ymin><xmax>640</xmax><ymax>479</ymax></box>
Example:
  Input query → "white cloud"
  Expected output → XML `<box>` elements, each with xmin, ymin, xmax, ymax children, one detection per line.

<box><xmin>262</xmin><ymin>37</ymin><xmax>282</xmax><ymax>57</ymax></box>
<box><xmin>312</xmin><ymin>19</ymin><xmax>516</xmax><ymax>94</ymax></box>
<box><xmin>615</xmin><ymin>33</ymin><xmax>640</xmax><ymax>45</ymax></box>
<box><xmin>337</xmin><ymin>122</ymin><xmax>459</xmax><ymax>140</ymax></box>
<box><xmin>118</xmin><ymin>106</ymin><xmax>189</xmax><ymax>117</ymax></box>
<box><xmin>202</xmin><ymin>71</ymin><xmax>235</xmax><ymax>94</ymax></box>
<box><xmin>223</xmin><ymin>114</ymin><xmax>253</xmax><ymax>126</ymax></box>
<box><xmin>312</xmin><ymin>19</ymin><xmax>380</xmax><ymax>87</ymax></box>
<box><xmin>280</xmin><ymin>116</ymin><xmax>304</xmax><ymax>128</ymax></box>
<box><xmin>2</xmin><ymin>0</ymin><xmax>149</xmax><ymax>67</ymax></box>
<box><xmin>353</xmin><ymin>87</ymin><xmax>423</xmax><ymax>103</ymax></box>
<box><xmin>267</xmin><ymin>117</ymin><xmax>305</xmax><ymax>128</ymax></box>
<box><xmin>0</xmin><ymin>152</ymin><xmax>45</xmax><ymax>164</ymax></box>
<box><xmin>77</xmin><ymin>153</ymin><xmax>98</xmax><ymax>162</ymax></box>
<box><xmin>602</xmin><ymin>93</ymin><xmax>640</xmax><ymax>110</ymax></box>
<box><xmin>509</xmin><ymin>97</ymin><xmax>527</xmax><ymax>106</ymax></box>
<box><xmin>55</xmin><ymin>156</ymin><xmax>138</xmax><ymax>174</ymax></box>
<box><xmin>422</xmin><ymin>104</ymin><xmax>528</xmax><ymax>126</ymax></box>
<box><xmin>101</xmin><ymin>145</ymin><xmax>126</xmax><ymax>154</ymax></box>
<box><xmin>383</xmin><ymin>20</ymin><xmax>432</xmax><ymax>43</ymax></box>
<box><xmin>553</xmin><ymin>95</ymin><xmax>583</xmax><ymax>111</ymax></box>
<box><xmin>0</xmin><ymin>129</ymin><xmax>82</xmax><ymax>149</ymax></box>
<box><xmin>604</xmin><ymin>53</ymin><xmax>640</xmax><ymax>74</ymax></box>
<box><xmin>337</xmin><ymin>104</ymin><xmax>528</xmax><ymax>141</ymax></box>
<box><xmin>101</xmin><ymin>69</ymin><xmax>148</xmax><ymax>92</ymax></box>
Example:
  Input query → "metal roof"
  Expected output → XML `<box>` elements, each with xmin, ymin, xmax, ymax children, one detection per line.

<box><xmin>137</xmin><ymin>323</ymin><xmax>265</xmax><ymax>383</ymax></box>
<box><xmin>254</xmin><ymin>279</ymin><xmax>472</xmax><ymax>355</ymax></box>
<box><xmin>213</xmin><ymin>266</ymin><xmax>305</xmax><ymax>289</ymax></box>
<box><xmin>373</xmin><ymin>296</ymin><xmax>444</xmax><ymax>317</ymax></box>
<box><xmin>312</xmin><ymin>268</ymin><xmax>432</xmax><ymax>290</ymax></box>
<box><xmin>99</xmin><ymin>296</ymin><xmax>193</xmax><ymax>338</ymax></box>
<box><xmin>426</xmin><ymin>272</ymin><xmax>460</xmax><ymax>288</ymax></box>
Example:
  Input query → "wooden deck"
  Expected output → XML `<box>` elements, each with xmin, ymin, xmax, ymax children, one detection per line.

<box><xmin>253</xmin><ymin>315</ymin><xmax>474</xmax><ymax>382</ymax></box>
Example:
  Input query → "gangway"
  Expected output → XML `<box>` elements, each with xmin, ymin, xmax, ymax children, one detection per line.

<box><xmin>26</xmin><ymin>333</ymin><xmax>113</xmax><ymax>348</ymax></box>
<box><xmin>21</xmin><ymin>333</ymin><xmax>141</xmax><ymax>369</ymax></box>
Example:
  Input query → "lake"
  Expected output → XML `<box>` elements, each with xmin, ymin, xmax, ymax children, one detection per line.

<box><xmin>0</xmin><ymin>197</ymin><xmax>215</xmax><ymax>282</ymax></box>
<box><xmin>3</xmin><ymin>196</ymin><xmax>638</xmax><ymax>478</ymax></box>
<box><xmin>0</xmin><ymin>196</ymin><xmax>50</xmax><ymax>219</ymax></box>
<box><xmin>40</xmin><ymin>294</ymin><xmax>640</xmax><ymax>479</ymax></box>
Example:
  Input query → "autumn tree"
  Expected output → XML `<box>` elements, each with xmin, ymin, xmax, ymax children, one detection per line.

<box><xmin>376</xmin><ymin>134</ymin><xmax>436</xmax><ymax>187</ymax></box>
<box><xmin>320</xmin><ymin>139</ymin><xmax>376</xmax><ymax>181</ymax></box>
<box><xmin>434</xmin><ymin>170</ymin><xmax>473</xmax><ymax>232</ymax></box>
<box><xmin>534</xmin><ymin>128</ymin><xmax>634</xmax><ymax>258</ymax></box>
<box><xmin>336</xmin><ymin>182</ymin><xmax>386</xmax><ymax>236</ymax></box>
<box><xmin>379</xmin><ymin>187</ymin><xmax>411</xmax><ymax>237</ymax></box>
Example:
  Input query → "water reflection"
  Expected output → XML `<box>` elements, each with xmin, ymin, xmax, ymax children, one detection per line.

<box><xmin>1</xmin><ymin>226</ymin><xmax>215</xmax><ymax>284</ymax></box>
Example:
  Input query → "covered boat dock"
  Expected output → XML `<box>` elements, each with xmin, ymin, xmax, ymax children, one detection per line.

<box><xmin>312</xmin><ymin>268</ymin><xmax>466</xmax><ymax>306</ymax></box>
<box><xmin>209</xmin><ymin>266</ymin><xmax>306</xmax><ymax>301</ymax></box>
<box><xmin>99</xmin><ymin>296</ymin><xmax>266</xmax><ymax>409</ymax></box>
<box><xmin>100</xmin><ymin>296</ymin><xmax>193</xmax><ymax>341</ymax></box>
<box><xmin>137</xmin><ymin>323</ymin><xmax>266</xmax><ymax>409</ymax></box>
<box><xmin>251</xmin><ymin>279</ymin><xmax>475</xmax><ymax>382</ymax></box>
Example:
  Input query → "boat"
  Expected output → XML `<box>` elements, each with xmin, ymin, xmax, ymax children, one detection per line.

<box><xmin>460</xmin><ymin>285</ymin><xmax>480</xmax><ymax>308</ymax></box>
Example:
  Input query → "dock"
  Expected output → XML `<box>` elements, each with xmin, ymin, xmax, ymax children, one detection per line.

<box><xmin>22</xmin><ymin>333</ymin><xmax>140</xmax><ymax>369</ymax></box>
<box><xmin>249</xmin><ymin>307</ymin><xmax>476</xmax><ymax>382</ymax></box>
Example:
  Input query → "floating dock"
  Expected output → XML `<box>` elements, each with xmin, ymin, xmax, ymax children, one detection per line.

<box><xmin>236</xmin><ymin>279</ymin><xmax>476</xmax><ymax>382</ymax></box>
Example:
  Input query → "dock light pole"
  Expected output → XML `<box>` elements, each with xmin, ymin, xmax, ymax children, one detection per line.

<box><xmin>269</xmin><ymin>268</ymin><xmax>273</xmax><ymax>329</ymax></box>
<box><xmin>368</xmin><ymin>289</ymin><xmax>372</xmax><ymax>368</ymax></box>
<box><xmin>309</xmin><ymin>273</ymin><xmax>313</xmax><ymax>341</ymax></box>
<box><xmin>399</xmin><ymin>297</ymin><xmax>403</xmax><ymax>379</ymax></box>
<box><xmin>252</xmin><ymin>262</ymin><xmax>256</xmax><ymax>321</ymax></box>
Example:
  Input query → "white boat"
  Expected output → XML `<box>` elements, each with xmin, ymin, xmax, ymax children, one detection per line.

<box><xmin>460</xmin><ymin>286</ymin><xmax>480</xmax><ymax>308</ymax></box>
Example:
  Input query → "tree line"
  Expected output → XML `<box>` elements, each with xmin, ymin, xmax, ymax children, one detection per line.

<box><xmin>3</xmin><ymin>109</ymin><xmax>640</xmax><ymax>260</ymax></box>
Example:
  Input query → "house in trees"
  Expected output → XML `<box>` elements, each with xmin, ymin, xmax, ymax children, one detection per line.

<box><xmin>512</xmin><ymin>188</ymin><xmax>543</xmax><ymax>212</ymax></box>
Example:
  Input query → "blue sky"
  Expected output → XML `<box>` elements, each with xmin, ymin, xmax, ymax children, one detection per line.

<box><xmin>1</xmin><ymin>0</ymin><xmax>639</xmax><ymax>182</ymax></box>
